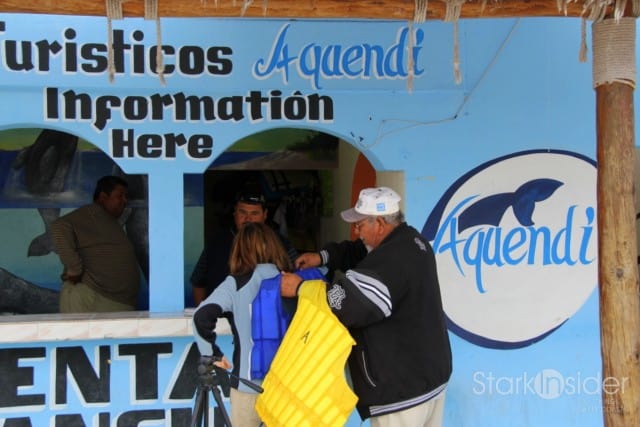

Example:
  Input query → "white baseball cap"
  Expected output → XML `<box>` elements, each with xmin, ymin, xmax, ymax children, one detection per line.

<box><xmin>341</xmin><ymin>187</ymin><xmax>402</xmax><ymax>223</ymax></box>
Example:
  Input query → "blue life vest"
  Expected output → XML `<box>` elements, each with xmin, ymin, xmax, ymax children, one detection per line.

<box><xmin>251</xmin><ymin>267</ymin><xmax>326</xmax><ymax>379</ymax></box>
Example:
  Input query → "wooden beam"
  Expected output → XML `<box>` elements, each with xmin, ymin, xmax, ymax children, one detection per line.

<box><xmin>0</xmin><ymin>0</ymin><xmax>598</xmax><ymax>20</ymax></box>
<box><xmin>597</xmin><ymin>80</ymin><xmax>640</xmax><ymax>427</ymax></box>
<box><xmin>592</xmin><ymin>17</ymin><xmax>640</xmax><ymax>427</ymax></box>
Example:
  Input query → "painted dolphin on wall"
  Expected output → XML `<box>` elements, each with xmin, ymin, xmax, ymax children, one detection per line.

<box><xmin>11</xmin><ymin>129</ymin><xmax>78</xmax><ymax>195</ymax></box>
<box><xmin>0</xmin><ymin>268</ymin><xmax>58</xmax><ymax>314</ymax></box>
<box><xmin>457</xmin><ymin>178</ymin><xmax>564</xmax><ymax>233</ymax></box>
<box><xmin>10</xmin><ymin>129</ymin><xmax>78</xmax><ymax>256</ymax></box>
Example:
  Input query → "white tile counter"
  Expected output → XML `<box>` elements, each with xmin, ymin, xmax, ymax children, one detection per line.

<box><xmin>0</xmin><ymin>310</ymin><xmax>231</xmax><ymax>343</ymax></box>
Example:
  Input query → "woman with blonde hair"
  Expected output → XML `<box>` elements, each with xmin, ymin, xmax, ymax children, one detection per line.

<box><xmin>192</xmin><ymin>221</ymin><xmax>293</xmax><ymax>426</ymax></box>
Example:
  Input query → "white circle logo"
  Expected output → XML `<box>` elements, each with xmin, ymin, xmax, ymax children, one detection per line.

<box><xmin>422</xmin><ymin>150</ymin><xmax>597</xmax><ymax>348</ymax></box>
<box><xmin>534</xmin><ymin>369</ymin><xmax>565</xmax><ymax>399</ymax></box>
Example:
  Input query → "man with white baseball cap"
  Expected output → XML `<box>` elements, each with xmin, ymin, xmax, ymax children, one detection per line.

<box><xmin>281</xmin><ymin>186</ymin><xmax>452</xmax><ymax>427</ymax></box>
<box><xmin>340</xmin><ymin>186</ymin><xmax>402</xmax><ymax>222</ymax></box>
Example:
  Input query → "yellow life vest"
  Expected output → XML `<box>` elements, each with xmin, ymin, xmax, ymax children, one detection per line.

<box><xmin>255</xmin><ymin>280</ymin><xmax>357</xmax><ymax>427</ymax></box>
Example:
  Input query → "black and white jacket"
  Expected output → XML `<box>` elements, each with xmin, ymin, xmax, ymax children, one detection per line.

<box><xmin>318</xmin><ymin>222</ymin><xmax>452</xmax><ymax>419</ymax></box>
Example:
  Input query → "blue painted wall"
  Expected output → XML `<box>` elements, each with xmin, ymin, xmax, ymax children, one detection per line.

<box><xmin>0</xmin><ymin>13</ymin><xmax>635</xmax><ymax>426</ymax></box>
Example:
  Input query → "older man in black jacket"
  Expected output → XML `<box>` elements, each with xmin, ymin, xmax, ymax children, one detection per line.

<box><xmin>281</xmin><ymin>186</ymin><xmax>452</xmax><ymax>427</ymax></box>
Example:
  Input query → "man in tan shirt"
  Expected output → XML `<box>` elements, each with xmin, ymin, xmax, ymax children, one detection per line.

<box><xmin>51</xmin><ymin>175</ymin><xmax>141</xmax><ymax>313</ymax></box>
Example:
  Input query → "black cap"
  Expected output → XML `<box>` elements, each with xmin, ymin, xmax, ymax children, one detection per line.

<box><xmin>236</xmin><ymin>190</ymin><xmax>266</xmax><ymax>207</ymax></box>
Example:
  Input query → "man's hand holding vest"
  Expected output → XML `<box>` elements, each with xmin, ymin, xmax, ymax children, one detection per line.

<box><xmin>280</xmin><ymin>272</ymin><xmax>304</xmax><ymax>297</ymax></box>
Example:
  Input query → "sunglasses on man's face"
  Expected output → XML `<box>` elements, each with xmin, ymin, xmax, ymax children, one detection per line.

<box><xmin>354</xmin><ymin>218</ymin><xmax>371</xmax><ymax>232</ymax></box>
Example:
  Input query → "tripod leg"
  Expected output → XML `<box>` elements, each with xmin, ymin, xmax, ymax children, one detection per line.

<box><xmin>190</xmin><ymin>386</ymin><xmax>207</xmax><ymax>427</ymax></box>
<box><xmin>202</xmin><ymin>391</ymin><xmax>209</xmax><ymax>427</ymax></box>
<box><xmin>210</xmin><ymin>387</ymin><xmax>233</xmax><ymax>427</ymax></box>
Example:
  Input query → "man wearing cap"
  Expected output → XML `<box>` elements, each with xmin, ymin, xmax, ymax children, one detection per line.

<box><xmin>191</xmin><ymin>190</ymin><xmax>298</xmax><ymax>306</ymax></box>
<box><xmin>281</xmin><ymin>186</ymin><xmax>452</xmax><ymax>427</ymax></box>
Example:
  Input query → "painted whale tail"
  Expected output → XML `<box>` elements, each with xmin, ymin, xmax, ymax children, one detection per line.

<box><xmin>28</xmin><ymin>232</ymin><xmax>54</xmax><ymax>257</ymax></box>
<box><xmin>458</xmin><ymin>178</ymin><xmax>564</xmax><ymax>232</ymax></box>
<box><xmin>27</xmin><ymin>208</ymin><xmax>61</xmax><ymax>257</ymax></box>
<box><xmin>511</xmin><ymin>179</ymin><xmax>563</xmax><ymax>226</ymax></box>
<box><xmin>457</xmin><ymin>193</ymin><xmax>514</xmax><ymax>232</ymax></box>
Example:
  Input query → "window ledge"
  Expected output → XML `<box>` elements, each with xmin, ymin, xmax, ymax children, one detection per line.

<box><xmin>0</xmin><ymin>310</ymin><xmax>230</xmax><ymax>343</ymax></box>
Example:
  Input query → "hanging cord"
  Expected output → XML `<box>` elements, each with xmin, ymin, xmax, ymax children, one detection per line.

<box><xmin>406</xmin><ymin>0</ymin><xmax>427</xmax><ymax>92</ymax></box>
<box><xmin>407</xmin><ymin>0</ymin><xmax>429</xmax><ymax>93</ymax></box>
<box><xmin>407</xmin><ymin>20</ymin><xmax>415</xmax><ymax>92</ymax></box>
<box><xmin>576</xmin><ymin>0</ymin><xmax>637</xmax><ymax>63</ymax></box>
<box><xmin>555</xmin><ymin>0</ymin><xmax>601</xmax><ymax>62</ymax></box>
<box><xmin>582</xmin><ymin>0</ymin><xmax>615</xmax><ymax>21</ymax></box>
<box><xmin>575</xmin><ymin>0</ymin><xmax>612</xmax><ymax>62</ymax></box>
<box><xmin>613</xmin><ymin>0</ymin><xmax>628</xmax><ymax>20</ymax></box>
<box><xmin>452</xmin><ymin>20</ymin><xmax>461</xmax><ymax>84</ymax></box>
<box><xmin>240</xmin><ymin>0</ymin><xmax>253</xmax><ymax>15</ymax></box>
<box><xmin>557</xmin><ymin>0</ymin><xmax>570</xmax><ymax>15</ymax></box>
<box><xmin>144</xmin><ymin>0</ymin><xmax>166</xmax><ymax>85</ymax></box>
<box><xmin>592</xmin><ymin>17</ymin><xmax>636</xmax><ymax>88</ymax></box>
<box><xmin>414</xmin><ymin>0</ymin><xmax>428</xmax><ymax>23</ymax></box>
<box><xmin>105</xmin><ymin>0</ymin><xmax>123</xmax><ymax>83</ymax></box>
<box><xmin>579</xmin><ymin>17</ymin><xmax>588</xmax><ymax>62</ymax></box>
<box><xmin>479</xmin><ymin>0</ymin><xmax>495</xmax><ymax>15</ymax></box>
<box><xmin>408</xmin><ymin>0</ymin><xmax>464</xmax><ymax>91</ymax></box>
<box><xmin>444</xmin><ymin>0</ymin><xmax>465</xmax><ymax>85</ymax></box>
<box><xmin>240</xmin><ymin>0</ymin><xmax>268</xmax><ymax>16</ymax></box>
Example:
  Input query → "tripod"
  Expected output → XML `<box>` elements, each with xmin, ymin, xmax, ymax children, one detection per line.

<box><xmin>190</xmin><ymin>356</ymin><xmax>264</xmax><ymax>427</ymax></box>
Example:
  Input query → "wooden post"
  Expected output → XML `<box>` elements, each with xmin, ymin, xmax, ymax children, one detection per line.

<box><xmin>594</xmin><ymin>18</ymin><xmax>640</xmax><ymax>427</ymax></box>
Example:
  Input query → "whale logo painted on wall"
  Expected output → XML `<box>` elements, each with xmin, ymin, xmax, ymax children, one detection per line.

<box><xmin>422</xmin><ymin>150</ymin><xmax>597</xmax><ymax>349</ymax></box>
